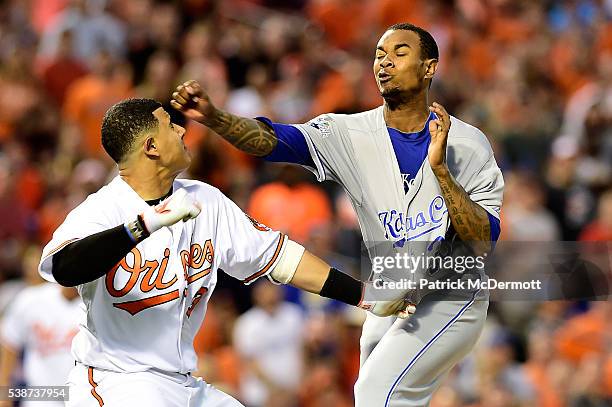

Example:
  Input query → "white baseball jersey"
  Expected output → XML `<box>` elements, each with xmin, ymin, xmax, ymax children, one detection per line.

<box><xmin>0</xmin><ymin>283</ymin><xmax>81</xmax><ymax>400</ymax></box>
<box><xmin>39</xmin><ymin>176</ymin><xmax>286</xmax><ymax>375</ymax></box>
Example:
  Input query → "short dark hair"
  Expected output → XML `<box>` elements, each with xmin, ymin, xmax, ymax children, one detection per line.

<box><xmin>101</xmin><ymin>98</ymin><xmax>162</xmax><ymax>163</ymax></box>
<box><xmin>387</xmin><ymin>23</ymin><xmax>439</xmax><ymax>61</ymax></box>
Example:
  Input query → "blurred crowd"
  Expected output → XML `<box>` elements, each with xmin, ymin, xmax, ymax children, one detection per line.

<box><xmin>0</xmin><ymin>0</ymin><xmax>611</xmax><ymax>406</ymax></box>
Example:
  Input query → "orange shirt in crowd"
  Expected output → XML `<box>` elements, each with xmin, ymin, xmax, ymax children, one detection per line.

<box><xmin>523</xmin><ymin>362</ymin><xmax>566</xmax><ymax>407</ymax></box>
<box><xmin>375</xmin><ymin>0</ymin><xmax>428</xmax><ymax>29</ymax></box>
<box><xmin>549</xmin><ymin>35</ymin><xmax>592</xmax><ymax>98</ymax></box>
<box><xmin>62</xmin><ymin>74</ymin><xmax>133</xmax><ymax>158</ymax></box>
<box><xmin>248</xmin><ymin>182</ymin><xmax>332</xmax><ymax>243</ymax></box>
<box><xmin>462</xmin><ymin>36</ymin><xmax>497</xmax><ymax>82</ymax></box>
<box><xmin>311</xmin><ymin>71</ymin><xmax>355</xmax><ymax>117</ymax></box>
<box><xmin>308</xmin><ymin>0</ymin><xmax>367</xmax><ymax>50</ymax></box>
<box><xmin>556</xmin><ymin>306</ymin><xmax>608</xmax><ymax>362</ymax></box>
<box><xmin>489</xmin><ymin>12</ymin><xmax>535</xmax><ymax>45</ymax></box>
<box><xmin>555</xmin><ymin>305</ymin><xmax>612</xmax><ymax>396</ymax></box>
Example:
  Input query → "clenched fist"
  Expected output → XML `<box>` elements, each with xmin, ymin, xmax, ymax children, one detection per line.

<box><xmin>141</xmin><ymin>188</ymin><xmax>201</xmax><ymax>234</ymax></box>
<box><xmin>170</xmin><ymin>80</ymin><xmax>215</xmax><ymax>124</ymax></box>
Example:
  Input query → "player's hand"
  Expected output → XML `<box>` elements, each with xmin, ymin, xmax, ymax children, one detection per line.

<box><xmin>141</xmin><ymin>188</ymin><xmax>202</xmax><ymax>234</ymax></box>
<box><xmin>358</xmin><ymin>283</ymin><xmax>417</xmax><ymax>319</ymax></box>
<box><xmin>171</xmin><ymin>80</ymin><xmax>215</xmax><ymax>124</ymax></box>
<box><xmin>428</xmin><ymin>102</ymin><xmax>451</xmax><ymax>173</ymax></box>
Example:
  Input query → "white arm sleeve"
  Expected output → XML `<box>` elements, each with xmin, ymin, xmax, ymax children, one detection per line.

<box><xmin>269</xmin><ymin>239</ymin><xmax>305</xmax><ymax>284</ymax></box>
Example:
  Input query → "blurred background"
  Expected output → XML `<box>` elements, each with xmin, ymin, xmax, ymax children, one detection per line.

<box><xmin>0</xmin><ymin>0</ymin><xmax>611</xmax><ymax>406</ymax></box>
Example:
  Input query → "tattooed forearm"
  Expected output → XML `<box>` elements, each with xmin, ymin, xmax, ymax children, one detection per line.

<box><xmin>202</xmin><ymin>108</ymin><xmax>278</xmax><ymax>156</ymax></box>
<box><xmin>433</xmin><ymin>167</ymin><xmax>491</xmax><ymax>254</ymax></box>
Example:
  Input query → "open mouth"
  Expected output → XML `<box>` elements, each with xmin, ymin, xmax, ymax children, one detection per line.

<box><xmin>378</xmin><ymin>73</ymin><xmax>392</xmax><ymax>83</ymax></box>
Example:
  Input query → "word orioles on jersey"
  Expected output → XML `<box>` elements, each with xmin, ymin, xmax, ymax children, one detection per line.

<box><xmin>105</xmin><ymin>240</ymin><xmax>214</xmax><ymax>315</ymax></box>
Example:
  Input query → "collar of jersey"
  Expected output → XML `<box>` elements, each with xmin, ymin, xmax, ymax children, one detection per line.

<box><xmin>386</xmin><ymin>111</ymin><xmax>435</xmax><ymax>140</ymax></box>
<box><xmin>145</xmin><ymin>188</ymin><xmax>173</xmax><ymax>206</ymax></box>
<box><xmin>112</xmin><ymin>176</ymin><xmax>175</xmax><ymax>211</ymax></box>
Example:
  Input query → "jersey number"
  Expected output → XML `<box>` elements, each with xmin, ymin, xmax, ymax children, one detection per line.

<box><xmin>186</xmin><ymin>287</ymin><xmax>209</xmax><ymax>318</ymax></box>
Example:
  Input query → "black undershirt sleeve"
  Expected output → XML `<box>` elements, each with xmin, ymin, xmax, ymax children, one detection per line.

<box><xmin>319</xmin><ymin>267</ymin><xmax>363</xmax><ymax>306</ymax></box>
<box><xmin>52</xmin><ymin>225</ymin><xmax>137</xmax><ymax>287</ymax></box>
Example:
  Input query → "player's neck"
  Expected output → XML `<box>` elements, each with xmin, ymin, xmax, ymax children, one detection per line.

<box><xmin>119</xmin><ymin>164</ymin><xmax>175</xmax><ymax>202</ymax></box>
<box><xmin>61</xmin><ymin>286</ymin><xmax>79</xmax><ymax>301</ymax></box>
<box><xmin>383</xmin><ymin>93</ymin><xmax>430</xmax><ymax>133</ymax></box>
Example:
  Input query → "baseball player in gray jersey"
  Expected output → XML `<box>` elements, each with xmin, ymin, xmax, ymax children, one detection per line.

<box><xmin>172</xmin><ymin>23</ymin><xmax>504</xmax><ymax>407</ymax></box>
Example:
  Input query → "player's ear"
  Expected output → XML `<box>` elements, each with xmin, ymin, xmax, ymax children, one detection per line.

<box><xmin>424</xmin><ymin>58</ymin><xmax>438</xmax><ymax>80</ymax></box>
<box><xmin>143</xmin><ymin>135</ymin><xmax>160</xmax><ymax>159</ymax></box>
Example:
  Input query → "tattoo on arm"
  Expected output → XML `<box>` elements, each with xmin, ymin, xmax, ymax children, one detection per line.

<box><xmin>203</xmin><ymin>109</ymin><xmax>278</xmax><ymax>156</ymax></box>
<box><xmin>435</xmin><ymin>169</ymin><xmax>491</xmax><ymax>254</ymax></box>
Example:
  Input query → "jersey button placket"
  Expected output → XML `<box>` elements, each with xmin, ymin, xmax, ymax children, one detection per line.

<box><xmin>169</xmin><ymin>223</ymin><xmax>189</xmax><ymax>373</ymax></box>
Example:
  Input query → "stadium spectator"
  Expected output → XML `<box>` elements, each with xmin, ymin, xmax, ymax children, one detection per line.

<box><xmin>233</xmin><ymin>281</ymin><xmax>305</xmax><ymax>407</ymax></box>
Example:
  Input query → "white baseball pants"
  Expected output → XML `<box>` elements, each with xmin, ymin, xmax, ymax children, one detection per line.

<box><xmin>65</xmin><ymin>363</ymin><xmax>243</xmax><ymax>407</ymax></box>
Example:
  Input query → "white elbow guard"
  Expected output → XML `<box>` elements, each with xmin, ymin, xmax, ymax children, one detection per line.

<box><xmin>269</xmin><ymin>239</ymin><xmax>305</xmax><ymax>284</ymax></box>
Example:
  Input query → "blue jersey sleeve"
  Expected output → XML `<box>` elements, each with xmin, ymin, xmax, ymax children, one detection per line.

<box><xmin>256</xmin><ymin>117</ymin><xmax>315</xmax><ymax>167</ymax></box>
<box><xmin>487</xmin><ymin>212</ymin><xmax>501</xmax><ymax>250</ymax></box>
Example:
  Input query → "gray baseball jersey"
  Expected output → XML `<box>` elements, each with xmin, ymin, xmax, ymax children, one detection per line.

<box><xmin>289</xmin><ymin>106</ymin><xmax>504</xmax><ymax>406</ymax></box>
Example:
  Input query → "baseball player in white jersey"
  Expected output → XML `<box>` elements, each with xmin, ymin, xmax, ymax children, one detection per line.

<box><xmin>172</xmin><ymin>22</ymin><xmax>504</xmax><ymax>407</ymax></box>
<box><xmin>38</xmin><ymin>98</ymin><xmax>413</xmax><ymax>406</ymax></box>
<box><xmin>0</xmin><ymin>284</ymin><xmax>80</xmax><ymax>407</ymax></box>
